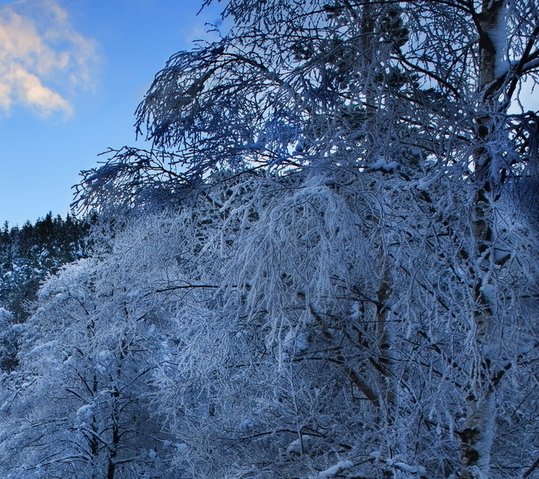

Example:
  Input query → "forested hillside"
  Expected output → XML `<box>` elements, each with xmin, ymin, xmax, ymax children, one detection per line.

<box><xmin>1</xmin><ymin>1</ymin><xmax>539</xmax><ymax>478</ymax></box>
<box><xmin>0</xmin><ymin>213</ymin><xmax>91</xmax><ymax>371</ymax></box>
<box><xmin>0</xmin><ymin>213</ymin><xmax>91</xmax><ymax>320</ymax></box>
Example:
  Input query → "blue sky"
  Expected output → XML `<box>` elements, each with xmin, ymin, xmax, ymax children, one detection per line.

<box><xmin>0</xmin><ymin>0</ymin><xmax>223</xmax><ymax>226</ymax></box>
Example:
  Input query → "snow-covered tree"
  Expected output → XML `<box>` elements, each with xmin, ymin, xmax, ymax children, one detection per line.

<box><xmin>50</xmin><ymin>1</ymin><xmax>539</xmax><ymax>478</ymax></box>
<box><xmin>137</xmin><ymin>167</ymin><xmax>537</xmax><ymax>479</ymax></box>
<box><xmin>0</xmin><ymin>236</ymin><xmax>182</xmax><ymax>478</ymax></box>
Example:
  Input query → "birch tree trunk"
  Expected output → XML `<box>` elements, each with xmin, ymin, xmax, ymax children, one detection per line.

<box><xmin>459</xmin><ymin>2</ymin><xmax>509</xmax><ymax>477</ymax></box>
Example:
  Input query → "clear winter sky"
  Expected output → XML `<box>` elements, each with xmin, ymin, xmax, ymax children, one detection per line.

<box><xmin>0</xmin><ymin>0</ymin><xmax>223</xmax><ymax>226</ymax></box>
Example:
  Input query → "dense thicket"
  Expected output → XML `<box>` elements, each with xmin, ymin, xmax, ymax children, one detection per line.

<box><xmin>1</xmin><ymin>1</ymin><xmax>539</xmax><ymax>478</ymax></box>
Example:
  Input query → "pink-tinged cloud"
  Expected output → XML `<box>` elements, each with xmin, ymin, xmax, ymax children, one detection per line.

<box><xmin>0</xmin><ymin>0</ymin><xmax>98</xmax><ymax>118</ymax></box>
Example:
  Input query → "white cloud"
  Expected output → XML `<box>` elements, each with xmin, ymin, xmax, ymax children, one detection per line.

<box><xmin>0</xmin><ymin>0</ymin><xmax>98</xmax><ymax>118</ymax></box>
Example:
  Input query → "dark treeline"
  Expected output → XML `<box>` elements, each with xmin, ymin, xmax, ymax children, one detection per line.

<box><xmin>0</xmin><ymin>212</ymin><xmax>93</xmax><ymax>321</ymax></box>
<box><xmin>0</xmin><ymin>213</ymin><xmax>92</xmax><ymax>370</ymax></box>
